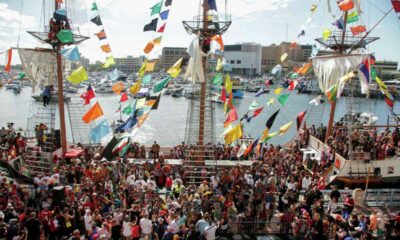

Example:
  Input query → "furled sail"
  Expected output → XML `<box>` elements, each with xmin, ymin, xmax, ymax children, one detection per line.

<box><xmin>312</xmin><ymin>54</ymin><xmax>368</xmax><ymax>92</ymax></box>
<box><xmin>185</xmin><ymin>33</ymin><xmax>205</xmax><ymax>83</ymax></box>
<box><xmin>18</xmin><ymin>48</ymin><xmax>57</xmax><ymax>92</ymax></box>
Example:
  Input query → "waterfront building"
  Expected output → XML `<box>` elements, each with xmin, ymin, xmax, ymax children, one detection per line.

<box><xmin>161</xmin><ymin>47</ymin><xmax>189</xmax><ymax>70</ymax></box>
<box><xmin>114</xmin><ymin>55</ymin><xmax>146</xmax><ymax>74</ymax></box>
<box><xmin>374</xmin><ymin>61</ymin><xmax>400</xmax><ymax>80</ymax></box>
<box><xmin>224</xmin><ymin>43</ymin><xmax>262</xmax><ymax>76</ymax></box>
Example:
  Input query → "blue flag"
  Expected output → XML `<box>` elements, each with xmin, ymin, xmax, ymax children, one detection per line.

<box><xmin>159</xmin><ymin>10</ymin><xmax>170</xmax><ymax>20</ymax></box>
<box><xmin>207</xmin><ymin>0</ymin><xmax>217</xmax><ymax>11</ymax></box>
<box><xmin>90</xmin><ymin>119</ymin><xmax>111</xmax><ymax>142</ymax></box>
<box><xmin>60</xmin><ymin>46</ymin><xmax>80</xmax><ymax>62</ymax></box>
<box><xmin>115</xmin><ymin>117</ymin><xmax>137</xmax><ymax>133</ymax></box>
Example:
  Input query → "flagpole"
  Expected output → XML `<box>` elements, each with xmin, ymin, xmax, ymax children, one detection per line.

<box><xmin>55</xmin><ymin>0</ymin><xmax>68</xmax><ymax>156</ymax></box>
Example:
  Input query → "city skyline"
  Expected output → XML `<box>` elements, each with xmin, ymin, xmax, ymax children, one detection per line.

<box><xmin>1</xmin><ymin>0</ymin><xmax>400</xmax><ymax>65</ymax></box>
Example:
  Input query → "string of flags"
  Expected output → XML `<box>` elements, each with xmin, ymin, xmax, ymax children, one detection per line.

<box><xmin>90</xmin><ymin>1</ymin><xmax>115</xmax><ymax>68</ymax></box>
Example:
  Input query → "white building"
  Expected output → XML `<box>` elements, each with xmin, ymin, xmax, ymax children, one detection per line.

<box><xmin>224</xmin><ymin>43</ymin><xmax>262</xmax><ymax>76</ymax></box>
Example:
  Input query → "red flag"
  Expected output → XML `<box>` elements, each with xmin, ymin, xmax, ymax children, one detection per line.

<box><xmin>243</xmin><ymin>139</ymin><xmax>259</xmax><ymax>158</ymax></box>
<box><xmin>4</xmin><ymin>48</ymin><xmax>12</xmax><ymax>72</ymax></box>
<box><xmin>392</xmin><ymin>0</ymin><xmax>400</xmax><ymax>12</ymax></box>
<box><xmin>265</xmin><ymin>79</ymin><xmax>273</xmax><ymax>86</ymax></box>
<box><xmin>296</xmin><ymin>111</ymin><xmax>307</xmax><ymax>130</ymax></box>
<box><xmin>227</xmin><ymin>93</ymin><xmax>234</xmax><ymax>110</ymax></box>
<box><xmin>157</xmin><ymin>23</ymin><xmax>166</xmax><ymax>33</ymax></box>
<box><xmin>220</xmin><ymin>87</ymin><xmax>227</xmax><ymax>102</ymax></box>
<box><xmin>385</xmin><ymin>97</ymin><xmax>394</xmax><ymax>109</ymax></box>
<box><xmin>224</xmin><ymin>108</ymin><xmax>238</xmax><ymax>127</ymax></box>
<box><xmin>80</xmin><ymin>85</ymin><xmax>95</xmax><ymax>105</ymax></box>
<box><xmin>120</xmin><ymin>92</ymin><xmax>129</xmax><ymax>102</ymax></box>
<box><xmin>350</xmin><ymin>25</ymin><xmax>366</xmax><ymax>36</ymax></box>
<box><xmin>253</xmin><ymin>107</ymin><xmax>264</xmax><ymax>118</ymax></box>
<box><xmin>288</xmin><ymin>80</ymin><xmax>298</xmax><ymax>91</ymax></box>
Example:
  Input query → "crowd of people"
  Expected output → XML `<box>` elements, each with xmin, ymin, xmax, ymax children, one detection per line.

<box><xmin>0</xmin><ymin>123</ymin><xmax>399</xmax><ymax>240</ymax></box>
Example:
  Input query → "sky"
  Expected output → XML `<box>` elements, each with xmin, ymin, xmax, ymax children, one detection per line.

<box><xmin>1</xmin><ymin>0</ymin><xmax>400</xmax><ymax>66</ymax></box>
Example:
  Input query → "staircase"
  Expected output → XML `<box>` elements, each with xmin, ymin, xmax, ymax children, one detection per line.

<box><xmin>25</xmin><ymin>103</ymin><xmax>57</xmax><ymax>175</ymax></box>
<box><xmin>306</xmin><ymin>102</ymin><xmax>326</xmax><ymax>127</ymax></box>
<box><xmin>183</xmin><ymin>145</ymin><xmax>217</xmax><ymax>185</ymax></box>
<box><xmin>66</xmin><ymin>96</ymin><xmax>96</xmax><ymax>145</ymax></box>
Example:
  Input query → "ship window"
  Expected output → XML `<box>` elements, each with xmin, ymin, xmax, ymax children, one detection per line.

<box><xmin>374</xmin><ymin>167</ymin><xmax>381</xmax><ymax>176</ymax></box>
<box><xmin>387</xmin><ymin>166</ymin><xmax>394</xmax><ymax>174</ymax></box>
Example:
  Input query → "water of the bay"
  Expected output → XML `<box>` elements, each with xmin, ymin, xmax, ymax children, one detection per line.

<box><xmin>0</xmin><ymin>86</ymin><xmax>398</xmax><ymax>146</ymax></box>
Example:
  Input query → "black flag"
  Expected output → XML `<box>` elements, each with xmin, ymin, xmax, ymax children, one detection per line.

<box><xmin>101</xmin><ymin>137</ymin><xmax>118</xmax><ymax>160</ymax></box>
<box><xmin>265</xmin><ymin>109</ymin><xmax>280</xmax><ymax>129</ymax></box>
<box><xmin>90</xmin><ymin>15</ymin><xmax>103</xmax><ymax>26</ymax></box>
<box><xmin>146</xmin><ymin>95</ymin><xmax>161</xmax><ymax>110</ymax></box>
<box><xmin>143</xmin><ymin>18</ymin><xmax>158</xmax><ymax>32</ymax></box>
<box><xmin>165</xmin><ymin>0</ymin><xmax>173</xmax><ymax>6</ymax></box>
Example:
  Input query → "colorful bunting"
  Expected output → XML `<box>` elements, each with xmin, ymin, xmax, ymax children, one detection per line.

<box><xmin>142</xmin><ymin>74</ymin><xmax>152</xmax><ymax>84</ymax></box>
<box><xmin>101</xmin><ymin>44</ymin><xmax>111</xmax><ymax>53</ymax></box>
<box><xmin>120</xmin><ymin>92</ymin><xmax>129</xmax><ymax>102</ymax></box>
<box><xmin>56</xmin><ymin>30</ymin><xmax>74</xmax><ymax>44</ymax></box>
<box><xmin>392</xmin><ymin>0</ymin><xmax>400</xmax><ymax>13</ymax></box>
<box><xmin>90</xmin><ymin>119</ymin><xmax>111</xmax><ymax>143</ymax></box>
<box><xmin>103</xmin><ymin>55</ymin><xmax>115</xmax><ymax>68</ymax></box>
<box><xmin>325</xmin><ymin>84</ymin><xmax>338</xmax><ymax>102</ymax></box>
<box><xmin>253</xmin><ymin>107</ymin><xmax>264</xmax><ymax>118</ymax></box>
<box><xmin>266</xmin><ymin>109</ymin><xmax>280</xmax><ymax>129</ymax></box>
<box><xmin>333</xmin><ymin>15</ymin><xmax>345</xmax><ymax>30</ymax></box>
<box><xmin>60</xmin><ymin>46</ymin><xmax>80</xmax><ymax>61</ymax></box>
<box><xmin>82</xmin><ymin>102</ymin><xmax>104</xmax><ymax>124</ymax></box>
<box><xmin>255</xmin><ymin>88</ymin><xmax>269</xmax><ymax>97</ymax></box>
<box><xmin>279</xmin><ymin>121</ymin><xmax>293</xmax><ymax>136</ymax></box>
<box><xmin>267</xmin><ymin>97</ymin><xmax>275</xmax><ymax>106</ymax></box>
<box><xmin>216</xmin><ymin>58</ymin><xmax>223</xmax><ymax>71</ymax></box>
<box><xmin>323</xmin><ymin>28</ymin><xmax>332</xmax><ymax>41</ymax></box>
<box><xmin>243</xmin><ymin>139</ymin><xmax>259</xmax><ymax>158</ymax></box>
<box><xmin>277</xmin><ymin>93</ymin><xmax>290</xmax><ymax>106</ymax></box>
<box><xmin>338</xmin><ymin>0</ymin><xmax>354</xmax><ymax>11</ymax></box>
<box><xmin>153</xmin><ymin>36</ymin><xmax>162</xmax><ymax>45</ymax></box>
<box><xmin>144</xmin><ymin>18</ymin><xmax>158</xmax><ymax>32</ymax></box>
<box><xmin>165</xmin><ymin>0</ymin><xmax>173</xmax><ymax>7</ymax></box>
<box><xmin>347</xmin><ymin>11</ymin><xmax>359</xmax><ymax>23</ymax></box>
<box><xmin>376</xmin><ymin>76</ymin><xmax>395</xmax><ymax>109</ymax></box>
<box><xmin>91</xmin><ymin>2</ymin><xmax>98</xmax><ymax>11</ymax></box>
<box><xmin>224</xmin><ymin>108</ymin><xmax>238</xmax><ymax>127</ymax></box>
<box><xmin>145</xmin><ymin>61</ymin><xmax>156</xmax><ymax>72</ymax></box>
<box><xmin>350</xmin><ymin>25</ymin><xmax>366</xmax><ymax>36</ymax></box>
<box><xmin>337</xmin><ymin>71</ymin><xmax>356</xmax><ymax>97</ymax></box>
<box><xmin>153</xmin><ymin>76</ymin><xmax>171</xmax><ymax>93</ymax></box>
<box><xmin>248</xmin><ymin>100</ymin><xmax>258</xmax><ymax>111</ymax></box>
<box><xmin>80</xmin><ymin>85</ymin><xmax>95</xmax><ymax>105</ymax></box>
<box><xmin>150</xmin><ymin>0</ymin><xmax>163</xmax><ymax>16</ymax></box>
<box><xmin>309</xmin><ymin>95</ymin><xmax>323</xmax><ymax>105</ymax></box>
<box><xmin>213</xmin><ymin>73</ymin><xmax>223</xmax><ymax>85</ymax></box>
<box><xmin>274</xmin><ymin>88</ymin><xmax>283</xmax><ymax>95</ymax></box>
<box><xmin>115</xmin><ymin>117</ymin><xmax>137</xmax><ymax>133</ymax></box>
<box><xmin>206</xmin><ymin>0</ymin><xmax>218</xmax><ymax>11</ymax></box>
<box><xmin>296</xmin><ymin>111</ymin><xmax>307</xmax><ymax>130</ymax></box>
<box><xmin>143</xmin><ymin>41</ymin><xmax>155</xmax><ymax>54</ymax></box>
<box><xmin>280</xmin><ymin>52</ymin><xmax>288</xmax><ymax>62</ymax></box>
<box><xmin>225</xmin><ymin>73</ymin><xmax>232</xmax><ymax>94</ymax></box>
<box><xmin>358</xmin><ymin>57</ymin><xmax>371</xmax><ymax>95</ymax></box>
<box><xmin>112</xmin><ymin>82</ymin><xmax>124</xmax><ymax>95</ymax></box>
<box><xmin>67</xmin><ymin>66</ymin><xmax>88</xmax><ymax>85</ymax></box>
<box><xmin>297</xmin><ymin>62</ymin><xmax>312</xmax><ymax>75</ymax></box>
<box><xmin>4</xmin><ymin>48</ymin><xmax>12</xmax><ymax>73</ymax></box>
<box><xmin>91</xmin><ymin>15</ymin><xmax>103</xmax><ymax>26</ymax></box>
<box><xmin>212</xmin><ymin>35</ymin><xmax>224</xmax><ymax>52</ymax></box>
<box><xmin>167</xmin><ymin>58</ymin><xmax>182</xmax><ymax>78</ymax></box>
<box><xmin>160</xmin><ymin>10</ymin><xmax>170</xmax><ymax>20</ymax></box>
<box><xmin>157</xmin><ymin>23</ymin><xmax>166</xmax><ymax>33</ymax></box>
<box><xmin>288</xmin><ymin>80</ymin><xmax>298</xmax><ymax>91</ymax></box>
<box><xmin>18</xmin><ymin>72</ymin><xmax>25</xmax><ymax>79</ymax></box>
<box><xmin>262</xmin><ymin>131</ymin><xmax>279</xmax><ymax>143</ymax></box>
<box><xmin>224</xmin><ymin>124</ymin><xmax>242</xmax><ymax>145</ymax></box>
<box><xmin>130</xmin><ymin>80</ymin><xmax>142</xmax><ymax>95</ymax></box>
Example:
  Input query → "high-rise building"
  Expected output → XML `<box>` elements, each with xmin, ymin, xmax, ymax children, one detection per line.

<box><xmin>374</xmin><ymin>61</ymin><xmax>400</xmax><ymax>80</ymax></box>
<box><xmin>114</xmin><ymin>56</ymin><xmax>146</xmax><ymax>74</ymax></box>
<box><xmin>224</xmin><ymin>43</ymin><xmax>262</xmax><ymax>76</ymax></box>
<box><xmin>161</xmin><ymin>47</ymin><xmax>189</xmax><ymax>69</ymax></box>
<box><xmin>80</xmin><ymin>56</ymin><xmax>90</xmax><ymax>69</ymax></box>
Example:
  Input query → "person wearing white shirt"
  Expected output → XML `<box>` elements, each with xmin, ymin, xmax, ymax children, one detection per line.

<box><xmin>204</xmin><ymin>224</ymin><xmax>218</xmax><ymax>240</ymax></box>
<box><xmin>140</xmin><ymin>214</ymin><xmax>153</xmax><ymax>238</ymax></box>
<box><xmin>302</xmin><ymin>175</ymin><xmax>312</xmax><ymax>190</ymax></box>
<box><xmin>83</xmin><ymin>209</ymin><xmax>92</xmax><ymax>234</ymax></box>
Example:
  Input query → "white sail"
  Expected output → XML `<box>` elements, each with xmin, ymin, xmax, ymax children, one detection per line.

<box><xmin>312</xmin><ymin>54</ymin><xmax>368</xmax><ymax>92</ymax></box>
<box><xmin>18</xmin><ymin>48</ymin><xmax>57</xmax><ymax>92</ymax></box>
<box><xmin>185</xmin><ymin>33</ymin><xmax>205</xmax><ymax>83</ymax></box>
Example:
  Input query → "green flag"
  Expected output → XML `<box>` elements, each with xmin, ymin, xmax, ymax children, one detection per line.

<box><xmin>153</xmin><ymin>76</ymin><xmax>171</xmax><ymax>93</ymax></box>
<box><xmin>18</xmin><ymin>72</ymin><xmax>25</xmax><ymax>79</ymax></box>
<box><xmin>347</xmin><ymin>11</ymin><xmax>359</xmax><ymax>23</ymax></box>
<box><xmin>122</xmin><ymin>105</ymin><xmax>133</xmax><ymax>115</ymax></box>
<box><xmin>277</xmin><ymin>93</ymin><xmax>290</xmax><ymax>106</ymax></box>
<box><xmin>91</xmin><ymin>2</ymin><xmax>98</xmax><ymax>11</ymax></box>
<box><xmin>248</xmin><ymin>100</ymin><xmax>258</xmax><ymax>111</ymax></box>
<box><xmin>56</xmin><ymin>30</ymin><xmax>75</xmax><ymax>44</ymax></box>
<box><xmin>371</xmin><ymin>67</ymin><xmax>377</xmax><ymax>80</ymax></box>
<box><xmin>213</xmin><ymin>73</ymin><xmax>223</xmax><ymax>85</ymax></box>
<box><xmin>142</xmin><ymin>74</ymin><xmax>152</xmax><ymax>84</ymax></box>
<box><xmin>150</xmin><ymin>0</ymin><xmax>163</xmax><ymax>16</ymax></box>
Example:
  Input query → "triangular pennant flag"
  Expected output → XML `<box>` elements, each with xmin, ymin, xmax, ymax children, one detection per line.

<box><xmin>216</xmin><ymin>58</ymin><xmax>223</xmax><ymax>71</ymax></box>
<box><xmin>112</xmin><ymin>82</ymin><xmax>124</xmax><ymax>95</ymax></box>
<box><xmin>243</xmin><ymin>139</ymin><xmax>259</xmax><ymax>158</ymax></box>
<box><xmin>82</xmin><ymin>102</ymin><xmax>104</xmax><ymax>124</ymax></box>
<box><xmin>255</xmin><ymin>88</ymin><xmax>269</xmax><ymax>97</ymax></box>
<box><xmin>237</xmin><ymin>143</ymin><xmax>247</xmax><ymax>158</ymax></box>
<box><xmin>277</xmin><ymin>93</ymin><xmax>290</xmax><ymax>106</ymax></box>
<box><xmin>60</xmin><ymin>46</ymin><xmax>80</xmax><ymax>61</ymax></box>
<box><xmin>325</xmin><ymin>84</ymin><xmax>338</xmax><ymax>102</ymax></box>
<box><xmin>296</xmin><ymin>111</ymin><xmax>307</xmax><ymax>130</ymax></box>
<box><xmin>91</xmin><ymin>15</ymin><xmax>103</xmax><ymax>26</ymax></box>
<box><xmin>280</xmin><ymin>52</ymin><xmax>288</xmax><ymax>62</ymax></box>
<box><xmin>165</xmin><ymin>0</ymin><xmax>173</xmax><ymax>7</ymax></box>
<box><xmin>350</xmin><ymin>25</ymin><xmax>366</xmax><ymax>36</ymax></box>
<box><xmin>266</xmin><ymin>109</ymin><xmax>280</xmax><ymax>129</ymax></box>
<box><xmin>392</xmin><ymin>0</ymin><xmax>400</xmax><ymax>13</ymax></box>
<box><xmin>149</xmin><ymin>95</ymin><xmax>161</xmax><ymax>110</ymax></box>
<box><xmin>213</xmin><ymin>73</ymin><xmax>223</xmax><ymax>85</ymax></box>
<box><xmin>130</xmin><ymin>80</ymin><xmax>142</xmax><ymax>95</ymax></box>
<box><xmin>153</xmin><ymin>36</ymin><xmax>162</xmax><ymax>45</ymax></box>
<box><xmin>18</xmin><ymin>72</ymin><xmax>25</xmax><ymax>79</ymax></box>
<box><xmin>347</xmin><ymin>11</ymin><xmax>359</xmax><ymax>23</ymax></box>
<box><xmin>150</xmin><ymin>0</ymin><xmax>163</xmax><ymax>16</ymax></box>
<box><xmin>279</xmin><ymin>121</ymin><xmax>293</xmax><ymax>136</ymax></box>
<box><xmin>288</xmin><ymin>80</ymin><xmax>298</xmax><ymax>91</ymax></box>
<box><xmin>167</xmin><ymin>58</ymin><xmax>183</xmax><ymax>78</ymax></box>
<box><xmin>310</xmin><ymin>4</ymin><xmax>317</xmax><ymax>12</ymax></box>
<box><xmin>120</xmin><ymin>92</ymin><xmax>129</xmax><ymax>102</ymax></box>
<box><xmin>296</xmin><ymin>62</ymin><xmax>312</xmax><ymax>75</ymax></box>
<box><xmin>144</xmin><ymin>18</ymin><xmax>158</xmax><ymax>32</ymax></box>
<box><xmin>248</xmin><ymin>100</ymin><xmax>258</xmax><ymax>111</ymax></box>
<box><xmin>103</xmin><ymin>55</ymin><xmax>115</xmax><ymax>68</ymax></box>
<box><xmin>122</xmin><ymin>105</ymin><xmax>133</xmax><ymax>115</ymax></box>
<box><xmin>157</xmin><ymin>23</ymin><xmax>166</xmax><ymax>33</ymax></box>
<box><xmin>224</xmin><ymin>108</ymin><xmax>238</xmax><ymax>127</ymax></box>
<box><xmin>224</xmin><ymin>124</ymin><xmax>242</xmax><ymax>145</ymax></box>
<box><xmin>145</xmin><ymin>61</ymin><xmax>156</xmax><ymax>72</ymax></box>
<box><xmin>115</xmin><ymin>117</ymin><xmax>137</xmax><ymax>133</ymax></box>
<box><xmin>142</xmin><ymin>74</ymin><xmax>152</xmax><ymax>84</ymax></box>
<box><xmin>67</xmin><ymin>66</ymin><xmax>88</xmax><ymax>85</ymax></box>
<box><xmin>225</xmin><ymin>73</ymin><xmax>232</xmax><ymax>94</ymax></box>
<box><xmin>262</xmin><ymin>131</ymin><xmax>279</xmax><ymax>143</ymax></box>
<box><xmin>95</xmin><ymin>29</ymin><xmax>107</xmax><ymax>40</ymax></box>
<box><xmin>4</xmin><ymin>48</ymin><xmax>12</xmax><ymax>72</ymax></box>
<box><xmin>160</xmin><ymin>10</ymin><xmax>170</xmax><ymax>20</ymax></box>
<box><xmin>56</xmin><ymin>30</ymin><xmax>74</xmax><ymax>44</ymax></box>
<box><xmin>323</xmin><ymin>28</ymin><xmax>332</xmax><ymax>41</ymax></box>
<box><xmin>267</xmin><ymin>97</ymin><xmax>275</xmax><ymax>106</ymax></box>
<box><xmin>80</xmin><ymin>85</ymin><xmax>95</xmax><ymax>105</ymax></box>
<box><xmin>211</xmin><ymin>35</ymin><xmax>224</xmax><ymax>52</ymax></box>
<box><xmin>153</xmin><ymin>76</ymin><xmax>171</xmax><ymax>93</ymax></box>
<box><xmin>253</xmin><ymin>107</ymin><xmax>264</xmax><ymax>118</ymax></box>
<box><xmin>274</xmin><ymin>88</ymin><xmax>283</xmax><ymax>95</ymax></box>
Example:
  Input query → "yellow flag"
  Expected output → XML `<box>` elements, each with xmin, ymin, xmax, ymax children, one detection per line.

<box><xmin>323</xmin><ymin>29</ymin><xmax>332</xmax><ymax>41</ymax></box>
<box><xmin>130</xmin><ymin>79</ymin><xmax>142</xmax><ymax>95</ymax></box>
<box><xmin>67</xmin><ymin>66</ymin><xmax>88</xmax><ymax>85</ymax></box>
<box><xmin>267</xmin><ymin>97</ymin><xmax>275</xmax><ymax>106</ymax></box>
<box><xmin>135</xmin><ymin>97</ymin><xmax>146</xmax><ymax>109</ymax></box>
<box><xmin>279</xmin><ymin>121</ymin><xmax>293</xmax><ymax>136</ymax></box>
<box><xmin>153</xmin><ymin>36</ymin><xmax>162</xmax><ymax>45</ymax></box>
<box><xmin>261</xmin><ymin>127</ymin><xmax>269</xmax><ymax>141</ymax></box>
<box><xmin>224</xmin><ymin>124</ymin><xmax>242</xmax><ymax>145</ymax></box>
<box><xmin>310</xmin><ymin>4</ymin><xmax>317</xmax><ymax>12</ymax></box>
<box><xmin>274</xmin><ymin>88</ymin><xmax>283</xmax><ymax>95</ymax></box>
<box><xmin>103</xmin><ymin>55</ymin><xmax>115</xmax><ymax>68</ymax></box>
<box><xmin>280</xmin><ymin>52</ymin><xmax>288</xmax><ymax>62</ymax></box>
<box><xmin>216</xmin><ymin>58</ymin><xmax>223</xmax><ymax>71</ymax></box>
<box><xmin>225</xmin><ymin>73</ymin><xmax>232</xmax><ymax>94</ymax></box>
<box><xmin>167</xmin><ymin>58</ymin><xmax>183</xmax><ymax>78</ymax></box>
<box><xmin>145</xmin><ymin>61</ymin><xmax>156</xmax><ymax>72</ymax></box>
<box><xmin>138</xmin><ymin>61</ymin><xmax>147</xmax><ymax>77</ymax></box>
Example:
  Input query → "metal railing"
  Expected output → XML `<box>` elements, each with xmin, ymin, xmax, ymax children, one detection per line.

<box><xmin>227</xmin><ymin>220</ymin><xmax>290</xmax><ymax>235</ymax></box>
